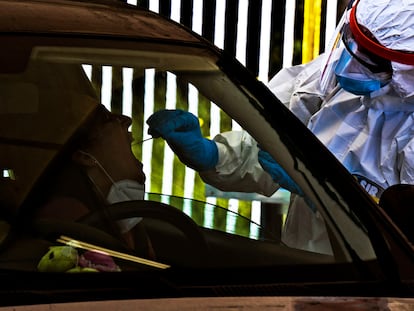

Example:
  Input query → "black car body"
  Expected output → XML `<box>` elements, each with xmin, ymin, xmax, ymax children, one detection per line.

<box><xmin>0</xmin><ymin>0</ymin><xmax>413</xmax><ymax>309</ymax></box>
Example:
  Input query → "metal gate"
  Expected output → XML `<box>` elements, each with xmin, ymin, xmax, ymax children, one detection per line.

<box><xmin>86</xmin><ymin>0</ymin><xmax>345</xmax><ymax>237</ymax></box>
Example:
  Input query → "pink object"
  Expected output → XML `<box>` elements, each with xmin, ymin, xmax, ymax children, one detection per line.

<box><xmin>78</xmin><ymin>251</ymin><xmax>121</xmax><ymax>272</ymax></box>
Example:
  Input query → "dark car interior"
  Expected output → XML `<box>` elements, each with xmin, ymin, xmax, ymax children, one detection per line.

<box><xmin>379</xmin><ymin>184</ymin><xmax>414</xmax><ymax>244</ymax></box>
<box><xmin>0</xmin><ymin>57</ymin><xmax>338</xmax><ymax>274</ymax></box>
<box><xmin>0</xmin><ymin>2</ymin><xmax>413</xmax><ymax>307</ymax></box>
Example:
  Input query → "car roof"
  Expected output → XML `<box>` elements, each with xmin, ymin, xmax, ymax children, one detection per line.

<box><xmin>0</xmin><ymin>0</ymin><xmax>202</xmax><ymax>44</ymax></box>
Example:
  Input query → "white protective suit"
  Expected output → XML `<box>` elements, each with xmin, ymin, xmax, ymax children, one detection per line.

<box><xmin>200</xmin><ymin>0</ymin><xmax>414</xmax><ymax>255</ymax></box>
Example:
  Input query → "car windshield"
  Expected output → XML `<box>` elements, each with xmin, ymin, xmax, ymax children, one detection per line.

<box><xmin>17</xmin><ymin>0</ymin><xmax>414</xmax><ymax>279</ymax></box>
<box><xmin>0</xmin><ymin>41</ymin><xmax>378</xmax><ymax>273</ymax></box>
<box><xmin>2</xmin><ymin>1</ymin><xmax>414</xmax><ymax>308</ymax></box>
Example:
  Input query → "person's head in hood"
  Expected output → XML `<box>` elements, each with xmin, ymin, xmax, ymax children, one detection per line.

<box><xmin>321</xmin><ymin>0</ymin><xmax>414</xmax><ymax>97</ymax></box>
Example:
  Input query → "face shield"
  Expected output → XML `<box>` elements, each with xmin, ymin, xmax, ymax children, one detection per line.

<box><xmin>320</xmin><ymin>0</ymin><xmax>395</xmax><ymax>96</ymax></box>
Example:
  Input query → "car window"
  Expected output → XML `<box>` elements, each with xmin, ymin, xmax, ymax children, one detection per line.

<box><xmin>0</xmin><ymin>43</ymin><xmax>377</xmax><ymax>275</ymax></box>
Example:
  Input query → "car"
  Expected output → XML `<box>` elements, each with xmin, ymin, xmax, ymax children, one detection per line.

<box><xmin>0</xmin><ymin>0</ymin><xmax>414</xmax><ymax>310</ymax></box>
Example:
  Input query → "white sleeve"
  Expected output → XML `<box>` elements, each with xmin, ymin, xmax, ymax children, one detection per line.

<box><xmin>268</xmin><ymin>55</ymin><xmax>326</xmax><ymax>125</ymax></box>
<box><xmin>199</xmin><ymin>131</ymin><xmax>279</xmax><ymax>197</ymax></box>
<box><xmin>199</xmin><ymin>56</ymin><xmax>327</xmax><ymax>197</ymax></box>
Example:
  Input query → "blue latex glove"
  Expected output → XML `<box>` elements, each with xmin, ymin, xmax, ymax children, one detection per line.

<box><xmin>258</xmin><ymin>149</ymin><xmax>304</xmax><ymax>196</ymax></box>
<box><xmin>147</xmin><ymin>109</ymin><xmax>218</xmax><ymax>171</ymax></box>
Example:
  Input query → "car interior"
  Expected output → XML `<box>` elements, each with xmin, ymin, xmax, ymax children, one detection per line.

<box><xmin>0</xmin><ymin>48</ymin><xmax>345</xmax><ymax>273</ymax></box>
<box><xmin>0</xmin><ymin>42</ymin><xmax>389</xmax><ymax>286</ymax></box>
<box><xmin>0</xmin><ymin>1</ymin><xmax>413</xmax><ymax>307</ymax></box>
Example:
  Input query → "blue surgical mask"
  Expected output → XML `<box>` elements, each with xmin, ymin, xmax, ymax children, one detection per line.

<box><xmin>334</xmin><ymin>47</ymin><xmax>390</xmax><ymax>96</ymax></box>
<box><xmin>335</xmin><ymin>73</ymin><xmax>382</xmax><ymax>95</ymax></box>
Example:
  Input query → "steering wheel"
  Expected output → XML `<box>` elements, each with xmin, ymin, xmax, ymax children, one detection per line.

<box><xmin>32</xmin><ymin>218</ymin><xmax>131</xmax><ymax>253</ymax></box>
<box><xmin>78</xmin><ymin>200</ymin><xmax>208</xmax><ymax>251</ymax></box>
<box><xmin>31</xmin><ymin>200</ymin><xmax>208</xmax><ymax>269</ymax></box>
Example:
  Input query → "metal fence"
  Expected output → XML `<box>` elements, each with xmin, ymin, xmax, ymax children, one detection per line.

<box><xmin>128</xmin><ymin>0</ymin><xmax>346</xmax><ymax>77</ymax></box>
<box><xmin>88</xmin><ymin>0</ymin><xmax>344</xmax><ymax>237</ymax></box>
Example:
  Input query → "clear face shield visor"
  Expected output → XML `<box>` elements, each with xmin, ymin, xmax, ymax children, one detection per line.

<box><xmin>320</xmin><ymin>2</ymin><xmax>392</xmax><ymax>95</ymax></box>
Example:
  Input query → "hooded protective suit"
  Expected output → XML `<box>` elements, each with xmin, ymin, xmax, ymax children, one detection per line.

<box><xmin>209</xmin><ymin>0</ymin><xmax>414</xmax><ymax>254</ymax></box>
<box><xmin>148</xmin><ymin>0</ymin><xmax>414</xmax><ymax>255</ymax></box>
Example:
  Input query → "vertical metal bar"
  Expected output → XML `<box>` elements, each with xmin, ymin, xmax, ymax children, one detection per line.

<box><xmin>246</xmin><ymin>0</ymin><xmax>262</xmax><ymax>77</ymax></box>
<box><xmin>224</xmin><ymin>0</ymin><xmax>239</xmax><ymax>57</ymax></box>
<box><xmin>202</xmin><ymin>0</ymin><xmax>216</xmax><ymax>42</ymax></box>
<box><xmin>180</xmin><ymin>0</ymin><xmax>193</xmax><ymax>28</ymax></box>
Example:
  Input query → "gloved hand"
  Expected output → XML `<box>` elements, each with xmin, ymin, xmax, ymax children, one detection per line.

<box><xmin>258</xmin><ymin>148</ymin><xmax>303</xmax><ymax>196</ymax></box>
<box><xmin>147</xmin><ymin>109</ymin><xmax>218</xmax><ymax>171</ymax></box>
